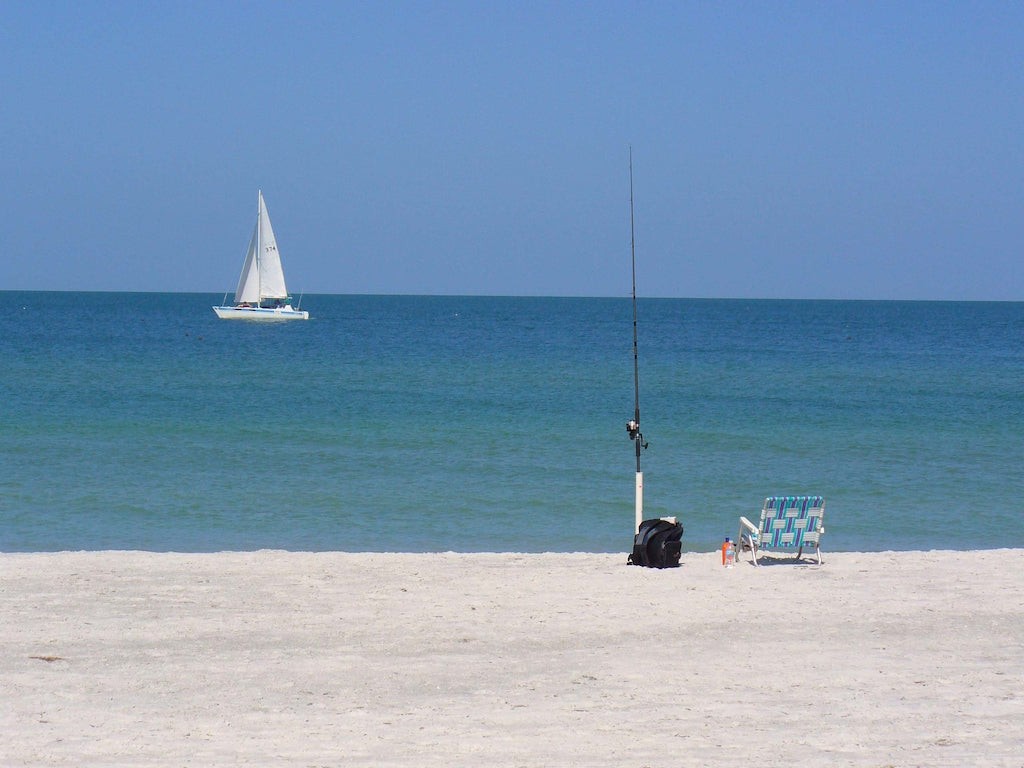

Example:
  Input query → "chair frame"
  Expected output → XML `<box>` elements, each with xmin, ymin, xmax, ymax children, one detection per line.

<box><xmin>738</xmin><ymin>495</ymin><xmax>825</xmax><ymax>567</ymax></box>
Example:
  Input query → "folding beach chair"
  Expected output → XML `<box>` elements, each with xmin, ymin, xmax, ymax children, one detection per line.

<box><xmin>738</xmin><ymin>496</ymin><xmax>825</xmax><ymax>566</ymax></box>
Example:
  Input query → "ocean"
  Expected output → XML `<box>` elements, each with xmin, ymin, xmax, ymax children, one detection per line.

<box><xmin>1</xmin><ymin>292</ymin><xmax>1021</xmax><ymax>553</ymax></box>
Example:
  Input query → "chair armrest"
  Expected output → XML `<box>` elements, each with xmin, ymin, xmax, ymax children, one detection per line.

<box><xmin>738</xmin><ymin>516</ymin><xmax>758</xmax><ymax>535</ymax></box>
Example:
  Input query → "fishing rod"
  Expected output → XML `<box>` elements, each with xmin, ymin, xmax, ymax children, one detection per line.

<box><xmin>626</xmin><ymin>147</ymin><xmax>648</xmax><ymax>533</ymax></box>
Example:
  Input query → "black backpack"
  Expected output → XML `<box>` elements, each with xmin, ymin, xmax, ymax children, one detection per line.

<box><xmin>628</xmin><ymin>518</ymin><xmax>684</xmax><ymax>568</ymax></box>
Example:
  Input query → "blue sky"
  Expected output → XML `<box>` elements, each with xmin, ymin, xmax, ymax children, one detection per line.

<box><xmin>2</xmin><ymin>1</ymin><xmax>1021</xmax><ymax>299</ymax></box>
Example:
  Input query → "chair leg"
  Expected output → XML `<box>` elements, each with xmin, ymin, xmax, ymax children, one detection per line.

<box><xmin>740</xmin><ymin>533</ymin><xmax>759</xmax><ymax>566</ymax></box>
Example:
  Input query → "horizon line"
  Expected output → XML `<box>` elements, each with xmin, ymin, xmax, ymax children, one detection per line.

<box><xmin>1</xmin><ymin>289</ymin><xmax>1020</xmax><ymax>304</ymax></box>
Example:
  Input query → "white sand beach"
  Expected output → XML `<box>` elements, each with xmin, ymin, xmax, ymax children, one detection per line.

<box><xmin>2</xmin><ymin>549</ymin><xmax>1022</xmax><ymax>766</ymax></box>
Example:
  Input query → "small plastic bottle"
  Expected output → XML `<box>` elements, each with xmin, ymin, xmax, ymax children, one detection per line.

<box><xmin>722</xmin><ymin>537</ymin><xmax>735</xmax><ymax>568</ymax></box>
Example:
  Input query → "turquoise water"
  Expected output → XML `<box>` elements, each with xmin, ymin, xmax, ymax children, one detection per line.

<box><xmin>1</xmin><ymin>292</ymin><xmax>1021</xmax><ymax>553</ymax></box>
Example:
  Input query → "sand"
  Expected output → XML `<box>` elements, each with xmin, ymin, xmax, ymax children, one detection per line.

<box><xmin>2</xmin><ymin>549</ymin><xmax>1022</xmax><ymax>766</ymax></box>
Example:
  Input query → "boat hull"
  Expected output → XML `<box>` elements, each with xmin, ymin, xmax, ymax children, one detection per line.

<box><xmin>212</xmin><ymin>305</ymin><xmax>309</xmax><ymax>321</ymax></box>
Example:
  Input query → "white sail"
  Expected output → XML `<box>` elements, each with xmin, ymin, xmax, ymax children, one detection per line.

<box><xmin>232</xmin><ymin>191</ymin><xmax>289</xmax><ymax>304</ymax></box>
<box><xmin>256</xmin><ymin>192</ymin><xmax>289</xmax><ymax>299</ymax></box>
<box><xmin>234</xmin><ymin>226</ymin><xmax>260</xmax><ymax>304</ymax></box>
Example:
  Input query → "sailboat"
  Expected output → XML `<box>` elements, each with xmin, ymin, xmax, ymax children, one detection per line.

<box><xmin>212</xmin><ymin>190</ymin><xmax>309</xmax><ymax>320</ymax></box>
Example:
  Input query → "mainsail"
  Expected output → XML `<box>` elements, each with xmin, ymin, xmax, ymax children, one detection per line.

<box><xmin>233</xmin><ymin>191</ymin><xmax>289</xmax><ymax>304</ymax></box>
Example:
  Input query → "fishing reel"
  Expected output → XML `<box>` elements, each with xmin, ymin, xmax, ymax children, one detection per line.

<box><xmin>625</xmin><ymin>420</ymin><xmax>648</xmax><ymax>449</ymax></box>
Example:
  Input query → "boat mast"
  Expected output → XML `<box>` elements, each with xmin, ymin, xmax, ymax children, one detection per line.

<box><xmin>256</xmin><ymin>191</ymin><xmax>263</xmax><ymax>307</ymax></box>
<box><xmin>627</xmin><ymin>147</ymin><xmax>647</xmax><ymax>532</ymax></box>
